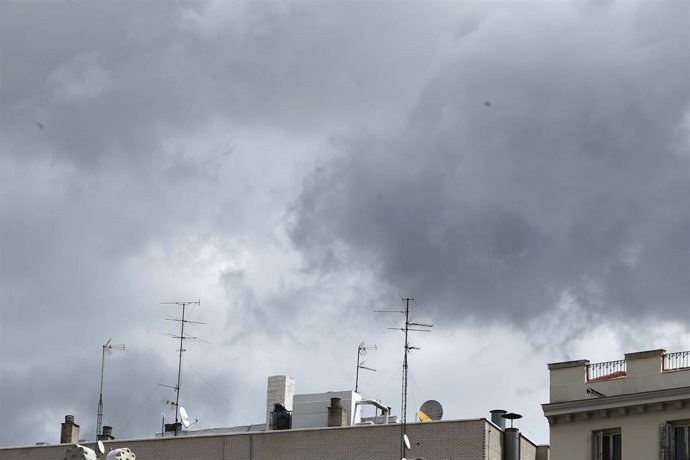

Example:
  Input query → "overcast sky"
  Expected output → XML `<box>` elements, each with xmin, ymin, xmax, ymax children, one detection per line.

<box><xmin>1</xmin><ymin>0</ymin><xmax>689</xmax><ymax>448</ymax></box>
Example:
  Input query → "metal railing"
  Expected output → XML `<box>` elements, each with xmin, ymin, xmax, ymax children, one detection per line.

<box><xmin>663</xmin><ymin>351</ymin><xmax>690</xmax><ymax>372</ymax></box>
<box><xmin>586</xmin><ymin>359</ymin><xmax>627</xmax><ymax>382</ymax></box>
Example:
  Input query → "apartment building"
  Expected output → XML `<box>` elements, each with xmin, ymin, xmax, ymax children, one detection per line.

<box><xmin>1</xmin><ymin>375</ymin><xmax>548</xmax><ymax>460</ymax></box>
<box><xmin>542</xmin><ymin>348</ymin><xmax>690</xmax><ymax>460</ymax></box>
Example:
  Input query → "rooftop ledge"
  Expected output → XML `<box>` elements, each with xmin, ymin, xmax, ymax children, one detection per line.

<box><xmin>547</xmin><ymin>349</ymin><xmax>690</xmax><ymax>403</ymax></box>
<box><xmin>547</xmin><ymin>360</ymin><xmax>590</xmax><ymax>370</ymax></box>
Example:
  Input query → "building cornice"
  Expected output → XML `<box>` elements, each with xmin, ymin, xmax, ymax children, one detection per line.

<box><xmin>542</xmin><ymin>386</ymin><xmax>690</xmax><ymax>425</ymax></box>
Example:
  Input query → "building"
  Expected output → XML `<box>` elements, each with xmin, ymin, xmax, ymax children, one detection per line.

<box><xmin>1</xmin><ymin>375</ymin><xmax>549</xmax><ymax>460</ymax></box>
<box><xmin>542</xmin><ymin>348</ymin><xmax>690</xmax><ymax>460</ymax></box>
<box><xmin>0</xmin><ymin>418</ymin><xmax>547</xmax><ymax>460</ymax></box>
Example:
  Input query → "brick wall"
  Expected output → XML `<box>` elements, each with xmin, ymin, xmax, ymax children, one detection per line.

<box><xmin>0</xmin><ymin>419</ymin><xmax>545</xmax><ymax>460</ymax></box>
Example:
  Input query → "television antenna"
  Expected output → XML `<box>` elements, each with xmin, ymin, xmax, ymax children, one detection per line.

<box><xmin>161</xmin><ymin>300</ymin><xmax>204</xmax><ymax>436</ymax></box>
<box><xmin>376</xmin><ymin>297</ymin><xmax>432</xmax><ymax>459</ymax></box>
<box><xmin>96</xmin><ymin>339</ymin><xmax>125</xmax><ymax>440</ymax></box>
<box><xmin>355</xmin><ymin>341</ymin><xmax>377</xmax><ymax>393</ymax></box>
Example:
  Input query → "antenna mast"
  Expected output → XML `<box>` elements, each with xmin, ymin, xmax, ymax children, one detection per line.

<box><xmin>376</xmin><ymin>297</ymin><xmax>432</xmax><ymax>459</ymax></box>
<box><xmin>96</xmin><ymin>339</ymin><xmax>125</xmax><ymax>440</ymax></box>
<box><xmin>355</xmin><ymin>342</ymin><xmax>377</xmax><ymax>394</ymax></box>
<box><xmin>161</xmin><ymin>300</ymin><xmax>204</xmax><ymax>436</ymax></box>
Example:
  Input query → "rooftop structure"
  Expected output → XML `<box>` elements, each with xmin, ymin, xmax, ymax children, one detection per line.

<box><xmin>0</xmin><ymin>417</ymin><xmax>547</xmax><ymax>460</ymax></box>
<box><xmin>2</xmin><ymin>375</ymin><xmax>548</xmax><ymax>460</ymax></box>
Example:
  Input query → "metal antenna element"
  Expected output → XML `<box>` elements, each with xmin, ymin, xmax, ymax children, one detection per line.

<box><xmin>376</xmin><ymin>297</ymin><xmax>432</xmax><ymax>459</ymax></box>
<box><xmin>97</xmin><ymin>338</ymin><xmax>125</xmax><ymax>440</ymax></box>
<box><xmin>161</xmin><ymin>300</ymin><xmax>204</xmax><ymax>436</ymax></box>
<box><xmin>355</xmin><ymin>341</ymin><xmax>377</xmax><ymax>393</ymax></box>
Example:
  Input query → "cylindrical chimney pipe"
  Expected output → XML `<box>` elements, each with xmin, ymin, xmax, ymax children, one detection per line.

<box><xmin>504</xmin><ymin>427</ymin><xmax>520</xmax><ymax>460</ymax></box>
<box><xmin>490</xmin><ymin>409</ymin><xmax>507</xmax><ymax>430</ymax></box>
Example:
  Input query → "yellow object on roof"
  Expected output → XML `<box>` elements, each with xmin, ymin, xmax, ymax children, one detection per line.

<box><xmin>416</xmin><ymin>410</ymin><xmax>432</xmax><ymax>422</ymax></box>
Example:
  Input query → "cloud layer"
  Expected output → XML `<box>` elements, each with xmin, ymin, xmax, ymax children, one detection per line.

<box><xmin>1</xmin><ymin>0</ymin><xmax>688</xmax><ymax>448</ymax></box>
<box><xmin>290</xmin><ymin>1</ymin><xmax>690</xmax><ymax>324</ymax></box>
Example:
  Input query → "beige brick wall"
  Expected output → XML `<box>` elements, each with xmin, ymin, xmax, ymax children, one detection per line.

<box><xmin>485</xmin><ymin>423</ymin><xmax>503</xmax><ymax>460</ymax></box>
<box><xmin>520</xmin><ymin>435</ymin><xmax>537</xmax><ymax>460</ymax></box>
<box><xmin>0</xmin><ymin>419</ymin><xmax>545</xmax><ymax>460</ymax></box>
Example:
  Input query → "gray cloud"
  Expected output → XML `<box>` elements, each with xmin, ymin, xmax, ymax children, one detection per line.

<box><xmin>289</xmin><ymin>1</ymin><xmax>690</xmax><ymax>324</ymax></box>
<box><xmin>2</xmin><ymin>0</ymin><xmax>688</xmax><ymax>449</ymax></box>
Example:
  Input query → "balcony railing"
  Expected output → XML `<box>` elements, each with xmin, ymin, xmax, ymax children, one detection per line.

<box><xmin>663</xmin><ymin>351</ymin><xmax>690</xmax><ymax>372</ymax></box>
<box><xmin>586</xmin><ymin>359</ymin><xmax>627</xmax><ymax>382</ymax></box>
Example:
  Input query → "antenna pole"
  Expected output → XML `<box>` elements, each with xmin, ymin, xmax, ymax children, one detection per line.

<box><xmin>161</xmin><ymin>300</ymin><xmax>202</xmax><ymax>436</ymax></box>
<box><xmin>354</xmin><ymin>342</ymin><xmax>377</xmax><ymax>394</ymax></box>
<box><xmin>97</xmin><ymin>344</ymin><xmax>106</xmax><ymax>439</ymax></box>
<box><xmin>377</xmin><ymin>297</ymin><xmax>432</xmax><ymax>459</ymax></box>
<box><xmin>96</xmin><ymin>339</ymin><xmax>125</xmax><ymax>440</ymax></box>
<box><xmin>401</xmin><ymin>297</ymin><xmax>411</xmax><ymax>460</ymax></box>
<box><xmin>355</xmin><ymin>346</ymin><xmax>361</xmax><ymax>394</ymax></box>
<box><xmin>174</xmin><ymin>302</ymin><xmax>186</xmax><ymax>428</ymax></box>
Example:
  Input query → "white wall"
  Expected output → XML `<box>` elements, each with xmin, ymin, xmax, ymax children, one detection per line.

<box><xmin>292</xmin><ymin>391</ymin><xmax>362</xmax><ymax>429</ymax></box>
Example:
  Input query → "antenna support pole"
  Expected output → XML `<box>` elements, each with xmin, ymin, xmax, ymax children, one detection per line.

<box><xmin>161</xmin><ymin>300</ymin><xmax>201</xmax><ymax>436</ymax></box>
<box><xmin>377</xmin><ymin>297</ymin><xmax>432</xmax><ymax>459</ymax></box>
<box><xmin>355</xmin><ymin>346</ymin><xmax>361</xmax><ymax>394</ymax></box>
<box><xmin>96</xmin><ymin>339</ymin><xmax>125</xmax><ymax>440</ymax></box>
<box><xmin>355</xmin><ymin>342</ymin><xmax>377</xmax><ymax>394</ymax></box>
<box><xmin>401</xmin><ymin>297</ymin><xmax>411</xmax><ymax>460</ymax></box>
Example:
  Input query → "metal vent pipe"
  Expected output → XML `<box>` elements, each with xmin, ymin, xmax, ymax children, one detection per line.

<box><xmin>504</xmin><ymin>427</ymin><xmax>520</xmax><ymax>460</ymax></box>
<box><xmin>490</xmin><ymin>409</ymin><xmax>507</xmax><ymax>430</ymax></box>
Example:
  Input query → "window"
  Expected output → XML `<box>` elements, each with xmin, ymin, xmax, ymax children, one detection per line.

<box><xmin>675</xmin><ymin>425</ymin><xmax>689</xmax><ymax>460</ymax></box>
<box><xmin>594</xmin><ymin>430</ymin><xmax>621</xmax><ymax>460</ymax></box>
<box><xmin>660</xmin><ymin>422</ymin><xmax>690</xmax><ymax>460</ymax></box>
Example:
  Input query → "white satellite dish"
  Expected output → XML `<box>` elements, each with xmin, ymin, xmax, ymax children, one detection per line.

<box><xmin>403</xmin><ymin>434</ymin><xmax>411</xmax><ymax>450</ymax></box>
<box><xmin>179</xmin><ymin>406</ymin><xmax>190</xmax><ymax>428</ymax></box>
<box><xmin>97</xmin><ymin>440</ymin><xmax>105</xmax><ymax>454</ymax></box>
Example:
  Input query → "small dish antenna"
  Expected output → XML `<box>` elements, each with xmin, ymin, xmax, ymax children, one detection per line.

<box><xmin>403</xmin><ymin>434</ymin><xmax>411</xmax><ymax>450</ymax></box>
<box><xmin>418</xmin><ymin>400</ymin><xmax>443</xmax><ymax>421</ymax></box>
<box><xmin>179</xmin><ymin>406</ymin><xmax>190</xmax><ymax>428</ymax></box>
<box><xmin>97</xmin><ymin>440</ymin><xmax>105</xmax><ymax>454</ymax></box>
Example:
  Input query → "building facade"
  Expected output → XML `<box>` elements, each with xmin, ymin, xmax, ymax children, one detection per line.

<box><xmin>0</xmin><ymin>418</ymin><xmax>547</xmax><ymax>460</ymax></box>
<box><xmin>542</xmin><ymin>348</ymin><xmax>690</xmax><ymax>460</ymax></box>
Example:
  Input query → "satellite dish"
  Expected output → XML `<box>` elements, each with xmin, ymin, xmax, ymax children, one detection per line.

<box><xmin>419</xmin><ymin>400</ymin><xmax>443</xmax><ymax>421</ymax></box>
<box><xmin>97</xmin><ymin>440</ymin><xmax>105</xmax><ymax>454</ymax></box>
<box><xmin>403</xmin><ymin>434</ymin><xmax>411</xmax><ymax>450</ymax></box>
<box><xmin>179</xmin><ymin>406</ymin><xmax>190</xmax><ymax>428</ymax></box>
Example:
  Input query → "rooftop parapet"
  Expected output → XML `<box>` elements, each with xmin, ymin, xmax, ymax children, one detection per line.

<box><xmin>547</xmin><ymin>349</ymin><xmax>690</xmax><ymax>403</ymax></box>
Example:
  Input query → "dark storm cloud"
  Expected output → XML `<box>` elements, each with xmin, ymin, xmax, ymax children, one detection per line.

<box><xmin>1</xmin><ymin>0</ymin><xmax>457</xmax><ymax>169</ymax></box>
<box><xmin>1</xmin><ymin>0</ymin><xmax>467</xmax><ymax>446</ymax></box>
<box><xmin>290</xmin><ymin>2</ymin><xmax>690</xmax><ymax>323</ymax></box>
<box><xmin>2</xmin><ymin>0</ymin><xmax>688</xmax><ymax>449</ymax></box>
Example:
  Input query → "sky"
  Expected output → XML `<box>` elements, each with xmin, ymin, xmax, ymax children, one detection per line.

<box><xmin>1</xmin><ymin>0</ymin><xmax>689</xmax><ymax>448</ymax></box>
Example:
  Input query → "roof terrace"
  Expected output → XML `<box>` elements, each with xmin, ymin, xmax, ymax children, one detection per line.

<box><xmin>547</xmin><ymin>349</ymin><xmax>690</xmax><ymax>404</ymax></box>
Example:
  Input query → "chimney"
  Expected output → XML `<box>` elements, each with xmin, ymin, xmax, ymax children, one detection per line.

<box><xmin>266</xmin><ymin>375</ymin><xmax>295</xmax><ymax>430</ymax></box>
<box><xmin>97</xmin><ymin>425</ymin><xmax>114</xmax><ymax>441</ymax></box>
<box><xmin>504</xmin><ymin>428</ymin><xmax>520</xmax><ymax>460</ymax></box>
<box><xmin>490</xmin><ymin>409</ymin><xmax>507</xmax><ymax>430</ymax></box>
<box><xmin>60</xmin><ymin>415</ymin><xmax>79</xmax><ymax>444</ymax></box>
<box><xmin>501</xmin><ymin>412</ymin><xmax>522</xmax><ymax>460</ymax></box>
<box><xmin>328</xmin><ymin>397</ymin><xmax>348</xmax><ymax>427</ymax></box>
